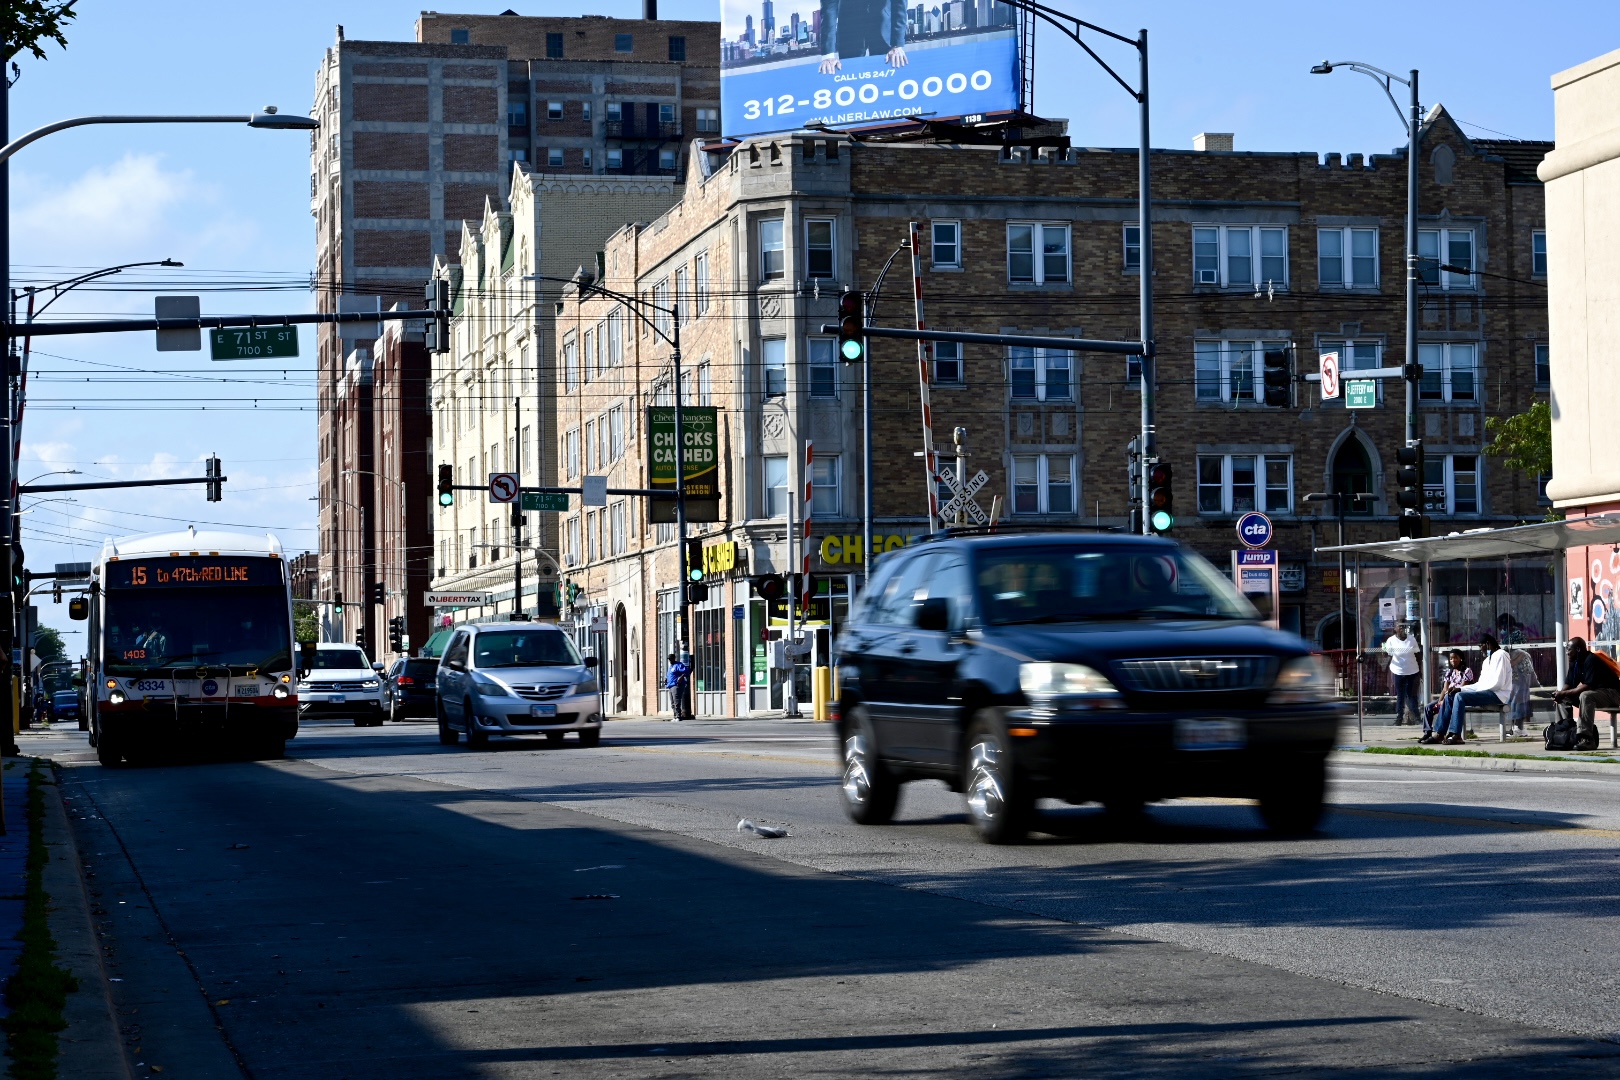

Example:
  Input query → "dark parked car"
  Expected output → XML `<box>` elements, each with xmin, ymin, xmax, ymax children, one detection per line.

<box><xmin>834</xmin><ymin>532</ymin><xmax>1344</xmax><ymax>843</ymax></box>
<box><xmin>385</xmin><ymin>657</ymin><xmax>440</xmax><ymax>721</ymax></box>
<box><xmin>51</xmin><ymin>690</ymin><xmax>84</xmax><ymax>729</ymax></box>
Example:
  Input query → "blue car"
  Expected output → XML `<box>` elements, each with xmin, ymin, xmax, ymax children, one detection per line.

<box><xmin>51</xmin><ymin>690</ymin><xmax>84</xmax><ymax>729</ymax></box>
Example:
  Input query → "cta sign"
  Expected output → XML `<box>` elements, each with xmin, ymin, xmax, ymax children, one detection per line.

<box><xmin>1235</xmin><ymin>512</ymin><xmax>1273</xmax><ymax>549</ymax></box>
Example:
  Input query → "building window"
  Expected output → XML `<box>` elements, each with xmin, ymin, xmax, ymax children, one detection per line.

<box><xmin>764</xmin><ymin>456</ymin><xmax>789</xmax><ymax>517</ymax></box>
<box><xmin>546</xmin><ymin>31</ymin><xmax>564</xmax><ymax>58</ymax></box>
<box><xmin>581</xmin><ymin>148</ymin><xmax>591</xmax><ymax>169</ymax></box>
<box><xmin>1318</xmin><ymin>227</ymin><xmax>1379</xmax><ymax>289</ymax></box>
<box><xmin>759</xmin><ymin>218</ymin><xmax>785</xmax><ymax>280</ymax></box>
<box><xmin>1424</xmin><ymin>454</ymin><xmax>1480</xmax><ymax>515</ymax></box>
<box><xmin>1193</xmin><ymin>225</ymin><xmax>1288</xmax><ymax>288</ymax></box>
<box><xmin>695</xmin><ymin>107</ymin><xmax>719</xmax><ymax>133</ymax></box>
<box><xmin>614</xmin><ymin>33</ymin><xmax>633</xmax><ymax>52</ymax></box>
<box><xmin>562</xmin><ymin>336</ymin><xmax>578</xmax><ymax>391</ymax></box>
<box><xmin>608</xmin><ymin>406</ymin><xmax>625</xmax><ymax>462</ymax></box>
<box><xmin>697</xmin><ymin>362</ymin><xmax>712</xmax><ymax>406</ymax></box>
<box><xmin>652</xmin><ymin>279</ymin><xmax>671</xmax><ymax>337</ymax></box>
<box><xmin>668</xmin><ymin>35</ymin><xmax>686</xmax><ymax>61</ymax></box>
<box><xmin>761</xmin><ymin>338</ymin><xmax>787</xmax><ymax>395</ymax></box>
<box><xmin>694</xmin><ymin>252</ymin><xmax>710</xmax><ymax>315</ymax></box>
<box><xmin>812</xmin><ymin>455</ymin><xmax>841</xmax><ymax>515</ymax></box>
<box><xmin>547</xmin><ymin>101</ymin><xmax>563</xmax><ymax>120</ymax></box>
<box><xmin>1418</xmin><ymin>228</ymin><xmax>1475</xmax><ymax>289</ymax></box>
<box><xmin>1418</xmin><ymin>342</ymin><xmax>1478</xmax><ymax>403</ymax></box>
<box><xmin>1008</xmin><ymin>347</ymin><xmax>1072</xmax><ymax>401</ymax></box>
<box><xmin>508</xmin><ymin>148</ymin><xmax>527</xmax><ymax>163</ymax></box>
<box><xmin>1197</xmin><ymin>454</ymin><xmax>1293</xmax><ymax>514</ymax></box>
<box><xmin>606</xmin><ymin>148</ymin><xmax>623</xmax><ymax>170</ymax></box>
<box><xmin>934</xmin><ymin>340</ymin><xmax>963</xmax><ymax>384</ymax></box>
<box><xmin>658</xmin><ymin>148</ymin><xmax>677</xmax><ymax>171</ymax></box>
<box><xmin>522</xmin><ymin>425</ymin><xmax>533</xmax><ymax>473</ymax></box>
<box><xmin>1535</xmin><ymin>343</ymin><xmax>1550</xmax><ymax>390</ymax></box>
<box><xmin>659</xmin><ymin>102</ymin><xmax>676</xmax><ymax>126</ymax></box>
<box><xmin>805</xmin><ymin>218</ymin><xmax>835</xmax><ymax>278</ymax></box>
<box><xmin>606</xmin><ymin>101</ymin><xmax>622</xmax><ymax>122</ymax></box>
<box><xmin>808</xmin><ymin>337</ymin><xmax>838</xmax><ymax>398</ymax></box>
<box><xmin>673</xmin><ymin>267</ymin><xmax>687</xmax><ymax>326</ymax></box>
<box><xmin>1538</xmin><ymin>472</ymin><xmax>1553</xmax><ymax>505</ymax></box>
<box><xmin>610</xmin><ymin>501</ymin><xmax>627</xmax><ymax>555</ymax></box>
<box><xmin>932</xmin><ymin>221</ymin><xmax>960</xmax><ymax>267</ymax></box>
<box><xmin>1194</xmin><ymin>340</ymin><xmax>1267</xmax><ymax>404</ymax></box>
<box><xmin>1011</xmin><ymin>455</ymin><xmax>1075</xmax><ymax>515</ymax></box>
<box><xmin>509</xmin><ymin>100</ymin><xmax>529</xmax><ymax>126</ymax></box>
<box><xmin>450</xmin><ymin>27</ymin><xmax>470</xmax><ymax>44</ymax></box>
<box><xmin>1123</xmin><ymin>224</ymin><xmax>1141</xmax><ymax>272</ymax></box>
<box><xmin>1007</xmin><ymin>223</ymin><xmax>1069</xmax><ymax>284</ymax></box>
<box><xmin>547</xmin><ymin>147</ymin><xmax>564</xmax><ymax>168</ymax></box>
<box><xmin>584</xmin><ymin>419</ymin><xmax>597</xmax><ymax>473</ymax></box>
<box><xmin>1532</xmin><ymin>230</ymin><xmax>1548</xmax><ymax>277</ymax></box>
<box><xmin>581</xmin><ymin>102</ymin><xmax>591</xmax><ymax>121</ymax></box>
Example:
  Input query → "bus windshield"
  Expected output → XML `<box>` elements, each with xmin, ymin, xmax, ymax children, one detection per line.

<box><xmin>103</xmin><ymin>586</ymin><xmax>292</xmax><ymax>675</ymax></box>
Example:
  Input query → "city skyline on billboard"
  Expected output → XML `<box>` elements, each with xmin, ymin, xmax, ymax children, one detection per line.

<box><xmin>720</xmin><ymin>0</ymin><xmax>1021</xmax><ymax>140</ymax></box>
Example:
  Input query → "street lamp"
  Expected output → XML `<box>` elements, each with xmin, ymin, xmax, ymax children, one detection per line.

<box><xmin>0</xmin><ymin>107</ymin><xmax>319</xmax><ymax>166</ymax></box>
<box><xmin>21</xmin><ymin>470</ymin><xmax>79</xmax><ymax>487</ymax></box>
<box><xmin>1311</xmin><ymin>60</ymin><xmax>1421</xmax><ymax>451</ymax></box>
<box><xmin>861</xmin><ymin>239</ymin><xmax>911</xmax><ymax>589</ymax></box>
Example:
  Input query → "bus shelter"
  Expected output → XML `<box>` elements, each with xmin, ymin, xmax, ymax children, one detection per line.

<box><xmin>1319</xmin><ymin>513</ymin><xmax>1620</xmax><ymax>734</ymax></box>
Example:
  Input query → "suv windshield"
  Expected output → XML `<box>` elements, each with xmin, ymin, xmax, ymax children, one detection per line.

<box><xmin>975</xmin><ymin>545</ymin><xmax>1257</xmax><ymax>625</ymax></box>
<box><xmin>312</xmin><ymin>648</ymin><xmax>368</xmax><ymax>670</ymax></box>
<box><xmin>472</xmin><ymin>630</ymin><xmax>580</xmax><ymax>668</ymax></box>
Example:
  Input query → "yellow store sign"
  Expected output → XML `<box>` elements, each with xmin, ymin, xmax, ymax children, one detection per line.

<box><xmin>702</xmin><ymin>541</ymin><xmax>738</xmax><ymax>575</ymax></box>
<box><xmin>818</xmin><ymin>533</ymin><xmax>921</xmax><ymax>566</ymax></box>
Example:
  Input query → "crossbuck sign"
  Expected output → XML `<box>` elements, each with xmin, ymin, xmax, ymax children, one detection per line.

<box><xmin>938</xmin><ymin>469</ymin><xmax>990</xmax><ymax>525</ymax></box>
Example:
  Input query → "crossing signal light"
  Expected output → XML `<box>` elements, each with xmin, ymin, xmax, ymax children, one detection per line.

<box><xmin>751</xmin><ymin>574</ymin><xmax>787</xmax><ymax>602</ymax></box>
<box><xmin>369</xmin><ymin>581</ymin><xmax>386</xmax><ymax>606</ymax></box>
<box><xmin>1147</xmin><ymin>461</ymin><xmax>1174</xmax><ymax>533</ymax></box>
<box><xmin>438</xmin><ymin>464</ymin><xmax>454</xmax><ymax>507</ymax></box>
<box><xmin>837</xmin><ymin>289</ymin><xmax>865</xmax><ymax>363</ymax></box>
<box><xmin>355</xmin><ymin>626</ymin><xmax>367</xmax><ymax>654</ymax></box>
<box><xmin>425</xmin><ymin>278</ymin><xmax>450</xmax><ymax>354</ymax></box>
<box><xmin>1396</xmin><ymin>441</ymin><xmax>1431</xmax><ymax>539</ymax></box>
<box><xmin>204</xmin><ymin>454</ymin><xmax>223</xmax><ymax>501</ymax></box>
<box><xmin>1262</xmin><ymin>347</ymin><xmax>1292</xmax><ymax>407</ymax></box>
<box><xmin>685</xmin><ymin>538</ymin><xmax>705</xmax><ymax>583</ymax></box>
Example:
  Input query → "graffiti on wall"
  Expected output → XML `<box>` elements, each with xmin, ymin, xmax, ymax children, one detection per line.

<box><xmin>1592</xmin><ymin>548</ymin><xmax>1620</xmax><ymax>642</ymax></box>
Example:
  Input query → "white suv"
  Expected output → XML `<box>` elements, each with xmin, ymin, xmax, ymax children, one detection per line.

<box><xmin>297</xmin><ymin>642</ymin><xmax>387</xmax><ymax>726</ymax></box>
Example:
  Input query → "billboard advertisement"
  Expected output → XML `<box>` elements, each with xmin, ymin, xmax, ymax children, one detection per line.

<box><xmin>720</xmin><ymin>0</ymin><xmax>1021</xmax><ymax>140</ymax></box>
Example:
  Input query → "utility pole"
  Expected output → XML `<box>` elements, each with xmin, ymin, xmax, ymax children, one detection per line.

<box><xmin>1137</xmin><ymin>28</ymin><xmax>1157</xmax><ymax>535</ymax></box>
<box><xmin>512</xmin><ymin>396</ymin><xmax>524</xmax><ymax>618</ymax></box>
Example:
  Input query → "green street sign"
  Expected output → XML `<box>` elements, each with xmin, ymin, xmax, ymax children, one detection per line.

<box><xmin>522</xmin><ymin>491</ymin><xmax>568</xmax><ymax>512</ymax></box>
<box><xmin>1345</xmin><ymin>380</ymin><xmax>1377</xmax><ymax>410</ymax></box>
<box><xmin>210</xmin><ymin>326</ymin><xmax>299</xmax><ymax>360</ymax></box>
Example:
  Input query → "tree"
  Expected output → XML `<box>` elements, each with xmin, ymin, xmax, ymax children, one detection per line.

<box><xmin>1485</xmin><ymin>401</ymin><xmax>1555</xmax><ymax>519</ymax></box>
<box><xmin>294</xmin><ymin>601</ymin><xmax>320</xmax><ymax>644</ymax></box>
<box><xmin>3</xmin><ymin>1</ymin><xmax>77</xmax><ymax>62</ymax></box>
<box><xmin>33</xmin><ymin>624</ymin><xmax>66</xmax><ymax>664</ymax></box>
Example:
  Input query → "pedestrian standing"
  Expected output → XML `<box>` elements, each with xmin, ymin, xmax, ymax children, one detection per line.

<box><xmin>1551</xmin><ymin>637</ymin><xmax>1620</xmax><ymax>750</ymax></box>
<box><xmin>1435</xmin><ymin>634</ymin><xmax>1513</xmax><ymax>744</ymax></box>
<box><xmin>666</xmin><ymin>652</ymin><xmax>693</xmax><ymax>722</ymax></box>
<box><xmin>1382</xmin><ymin>622</ymin><xmax>1422</xmax><ymax>726</ymax></box>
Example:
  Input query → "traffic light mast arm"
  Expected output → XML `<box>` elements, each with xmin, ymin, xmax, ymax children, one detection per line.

<box><xmin>19</xmin><ymin>475</ymin><xmax>224</xmax><ymax>494</ymax></box>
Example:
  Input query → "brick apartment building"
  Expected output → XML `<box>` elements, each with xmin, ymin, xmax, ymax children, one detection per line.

<box><xmin>310</xmin><ymin>10</ymin><xmax>717</xmax><ymax>651</ymax></box>
<box><xmin>546</xmin><ymin>108</ymin><xmax>1551</xmax><ymax>718</ymax></box>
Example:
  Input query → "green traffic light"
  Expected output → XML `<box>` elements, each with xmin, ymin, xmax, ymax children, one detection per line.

<box><xmin>688</xmin><ymin>568</ymin><xmax>704</xmax><ymax>582</ymax></box>
<box><xmin>438</xmin><ymin>492</ymin><xmax>454</xmax><ymax>506</ymax></box>
<box><xmin>1150</xmin><ymin>510</ymin><xmax>1174</xmax><ymax>532</ymax></box>
<box><xmin>840</xmin><ymin>339</ymin><xmax>863</xmax><ymax>361</ymax></box>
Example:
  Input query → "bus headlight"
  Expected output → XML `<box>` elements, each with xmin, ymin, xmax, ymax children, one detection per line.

<box><xmin>272</xmin><ymin>685</ymin><xmax>290</xmax><ymax>700</ymax></box>
<box><xmin>108</xmin><ymin>690</ymin><xmax>127</xmax><ymax>705</ymax></box>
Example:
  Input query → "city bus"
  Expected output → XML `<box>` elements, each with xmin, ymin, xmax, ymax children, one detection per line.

<box><xmin>79</xmin><ymin>526</ymin><xmax>299</xmax><ymax>766</ymax></box>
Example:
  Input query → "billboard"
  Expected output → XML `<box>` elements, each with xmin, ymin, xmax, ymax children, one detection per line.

<box><xmin>647</xmin><ymin>405</ymin><xmax>721</xmax><ymax>523</ymax></box>
<box><xmin>720</xmin><ymin>0</ymin><xmax>1021</xmax><ymax>140</ymax></box>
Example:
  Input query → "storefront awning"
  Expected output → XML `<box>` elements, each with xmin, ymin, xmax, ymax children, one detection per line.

<box><xmin>1318</xmin><ymin>513</ymin><xmax>1620</xmax><ymax>562</ymax></box>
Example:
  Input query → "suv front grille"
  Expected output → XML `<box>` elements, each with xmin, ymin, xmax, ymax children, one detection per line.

<box><xmin>508</xmin><ymin>683</ymin><xmax>571</xmax><ymax>701</ymax></box>
<box><xmin>306</xmin><ymin>680</ymin><xmax>373</xmax><ymax>692</ymax></box>
<box><xmin>1112</xmin><ymin>657</ymin><xmax>1278</xmax><ymax>693</ymax></box>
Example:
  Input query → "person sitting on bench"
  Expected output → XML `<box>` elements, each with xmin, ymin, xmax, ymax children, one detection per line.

<box><xmin>1551</xmin><ymin>637</ymin><xmax>1620</xmax><ymax>750</ymax></box>
<box><xmin>1435</xmin><ymin>633</ymin><xmax>1512</xmax><ymax>745</ymax></box>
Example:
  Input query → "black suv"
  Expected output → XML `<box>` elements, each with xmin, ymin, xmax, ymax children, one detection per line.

<box><xmin>834</xmin><ymin>532</ymin><xmax>1344</xmax><ymax>843</ymax></box>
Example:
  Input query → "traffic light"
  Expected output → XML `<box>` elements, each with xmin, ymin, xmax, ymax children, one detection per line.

<box><xmin>333</xmin><ymin>591</ymin><xmax>344</xmax><ymax>615</ymax></box>
<box><xmin>1147</xmin><ymin>461</ymin><xmax>1174</xmax><ymax>533</ymax></box>
<box><xmin>388</xmin><ymin>615</ymin><xmax>405</xmax><ymax>653</ymax></box>
<box><xmin>837</xmin><ymin>289</ymin><xmax>865</xmax><ymax>363</ymax></box>
<box><xmin>1126</xmin><ymin>438</ymin><xmax>1141</xmax><ymax>534</ymax></box>
<box><xmin>355</xmin><ymin>626</ymin><xmax>367</xmax><ymax>654</ymax></box>
<box><xmin>425</xmin><ymin>278</ymin><xmax>450</xmax><ymax>354</ymax></box>
<box><xmin>751</xmin><ymin>574</ymin><xmax>787</xmax><ymax>602</ymax></box>
<box><xmin>1395</xmin><ymin>441</ymin><xmax>1431</xmax><ymax>539</ymax></box>
<box><xmin>685</xmin><ymin>538</ymin><xmax>705</xmax><ymax>584</ymax></box>
<box><xmin>369</xmin><ymin>581</ymin><xmax>386</xmax><ymax>605</ymax></box>
<box><xmin>52</xmin><ymin>581</ymin><xmax>61</xmax><ymax>604</ymax></box>
<box><xmin>204</xmin><ymin>454</ymin><xmax>223</xmax><ymax>502</ymax></box>
<box><xmin>1262</xmin><ymin>347</ymin><xmax>1291</xmax><ymax>407</ymax></box>
<box><xmin>438</xmin><ymin>464</ymin><xmax>454</xmax><ymax>507</ymax></box>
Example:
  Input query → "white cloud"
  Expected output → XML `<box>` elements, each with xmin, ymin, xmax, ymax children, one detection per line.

<box><xmin>12</xmin><ymin>153</ymin><xmax>203</xmax><ymax>263</ymax></box>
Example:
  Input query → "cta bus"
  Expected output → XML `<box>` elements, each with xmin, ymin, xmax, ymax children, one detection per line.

<box><xmin>79</xmin><ymin>527</ymin><xmax>299</xmax><ymax>766</ymax></box>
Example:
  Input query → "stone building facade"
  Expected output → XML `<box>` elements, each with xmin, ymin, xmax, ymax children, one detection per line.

<box><xmin>547</xmin><ymin>108</ymin><xmax>1551</xmax><ymax>717</ymax></box>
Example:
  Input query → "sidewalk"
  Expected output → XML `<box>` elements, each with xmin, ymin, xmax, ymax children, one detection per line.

<box><xmin>1335</xmin><ymin>706</ymin><xmax>1620</xmax><ymax>770</ymax></box>
<box><xmin>0</xmin><ymin>757</ymin><xmax>30</xmax><ymax>1074</ymax></box>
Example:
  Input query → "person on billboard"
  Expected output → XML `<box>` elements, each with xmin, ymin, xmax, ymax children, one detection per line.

<box><xmin>817</xmin><ymin>0</ymin><xmax>908</xmax><ymax>73</ymax></box>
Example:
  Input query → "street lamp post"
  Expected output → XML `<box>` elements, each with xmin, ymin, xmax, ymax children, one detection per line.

<box><xmin>862</xmin><ymin>240</ymin><xmax>911</xmax><ymax>589</ymax></box>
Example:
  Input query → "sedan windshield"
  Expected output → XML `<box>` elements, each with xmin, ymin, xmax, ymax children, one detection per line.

<box><xmin>975</xmin><ymin>546</ymin><xmax>1257</xmax><ymax>626</ymax></box>
<box><xmin>473</xmin><ymin>630</ymin><xmax>581</xmax><ymax>668</ymax></box>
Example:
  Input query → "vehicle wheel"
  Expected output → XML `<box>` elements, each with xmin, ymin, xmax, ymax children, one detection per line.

<box><xmin>546</xmin><ymin>731</ymin><xmax>565</xmax><ymax>747</ymax></box>
<box><xmin>839</xmin><ymin>706</ymin><xmax>899</xmax><ymax>825</ymax></box>
<box><xmin>577</xmin><ymin>728</ymin><xmax>600</xmax><ymax>748</ymax></box>
<box><xmin>437</xmin><ymin>705</ymin><xmax>459</xmax><ymax>746</ymax></box>
<box><xmin>1258</xmin><ymin>755</ymin><xmax>1328</xmax><ymax>836</ymax></box>
<box><xmin>464</xmin><ymin>702</ymin><xmax>489</xmax><ymax>749</ymax></box>
<box><xmin>370</xmin><ymin>710</ymin><xmax>386</xmax><ymax>727</ymax></box>
<box><xmin>78</xmin><ymin>718</ymin><xmax>88</xmax><ymax>731</ymax></box>
<box><xmin>963</xmin><ymin>715</ymin><xmax>1032</xmax><ymax>844</ymax></box>
<box><xmin>96</xmin><ymin>731</ymin><xmax>124</xmax><ymax>768</ymax></box>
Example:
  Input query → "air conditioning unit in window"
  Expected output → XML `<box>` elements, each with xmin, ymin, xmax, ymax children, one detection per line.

<box><xmin>1197</xmin><ymin>269</ymin><xmax>1218</xmax><ymax>285</ymax></box>
<box><xmin>563</xmin><ymin>553</ymin><xmax>578</xmax><ymax>567</ymax></box>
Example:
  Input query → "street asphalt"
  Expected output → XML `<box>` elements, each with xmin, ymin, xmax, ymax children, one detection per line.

<box><xmin>24</xmin><ymin>716</ymin><xmax>1620</xmax><ymax>1078</ymax></box>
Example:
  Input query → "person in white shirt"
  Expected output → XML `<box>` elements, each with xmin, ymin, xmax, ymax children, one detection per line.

<box><xmin>1435</xmin><ymin>634</ymin><xmax>1512</xmax><ymax>744</ymax></box>
<box><xmin>1382</xmin><ymin>623</ymin><xmax>1422</xmax><ymax>726</ymax></box>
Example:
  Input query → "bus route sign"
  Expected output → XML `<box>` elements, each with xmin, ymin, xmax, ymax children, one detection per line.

<box><xmin>211</xmin><ymin>326</ymin><xmax>299</xmax><ymax>360</ymax></box>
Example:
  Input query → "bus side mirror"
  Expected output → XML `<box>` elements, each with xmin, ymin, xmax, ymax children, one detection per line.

<box><xmin>68</xmin><ymin>598</ymin><xmax>89</xmax><ymax>621</ymax></box>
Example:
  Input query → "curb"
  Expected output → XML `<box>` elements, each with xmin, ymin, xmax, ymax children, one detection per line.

<box><xmin>1330</xmin><ymin>749</ymin><xmax>1620</xmax><ymax>777</ymax></box>
<box><xmin>40</xmin><ymin>767</ymin><xmax>132</xmax><ymax>1080</ymax></box>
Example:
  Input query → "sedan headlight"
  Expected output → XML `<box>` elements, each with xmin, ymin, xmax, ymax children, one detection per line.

<box><xmin>1270</xmin><ymin>655</ymin><xmax>1338</xmax><ymax>705</ymax></box>
<box><xmin>573</xmin><ymin>678</ymin><xmax>599</xmax><ymax>696</ymax></box>
<box><xmin>1019</xmin><ymin>662</ymin><xmax>1122</xmax><ymax>707</ymax></box>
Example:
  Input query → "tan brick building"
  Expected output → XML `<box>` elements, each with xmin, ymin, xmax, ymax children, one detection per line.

<box><xmin>549</xmin><ymin>108</ymin><xmax>1551</xmax><ymax>717</ymax></box>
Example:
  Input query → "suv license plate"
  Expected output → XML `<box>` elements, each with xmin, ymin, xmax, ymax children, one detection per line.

<box><xmin>1175</xmin><ymin>718</ymin><xmax>1245</xmax><ymax>751</ymax></box>
<box><xmin>530</xmin><ymin>704</ymin><xmax>557</xmax><ymax>718</ymax></box>
<box><xmin>329</xmin><ymin>694</ymin><xmax>346</xmax><ymax>704</ymax></box>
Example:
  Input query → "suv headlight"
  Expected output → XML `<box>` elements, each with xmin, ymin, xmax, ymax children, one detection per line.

<box><xmin>361</xmin><ymin>679</ymin><xmax>379</xmax><ymax>689</ymax></box>
<box><xmin>1019</xmin><ymin>662</ymin><xmax>1122</xmax><ymax>708</ymax></box>
<box><xmin>1270</xmin><ymin>655</ymin><xmax>1337</xmax><ymax>704</ymax></box>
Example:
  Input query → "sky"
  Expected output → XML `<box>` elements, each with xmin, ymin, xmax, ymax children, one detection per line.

<box><xmin>8</xmin><ymin>1</ymin><xmax>1616</xmax><ymax>655</ymax></box>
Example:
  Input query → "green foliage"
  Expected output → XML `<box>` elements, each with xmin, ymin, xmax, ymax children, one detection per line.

<box><xmin>2</xmin><ymin>1</ymin><xmax>76</xmax><ymax>62</ymax></box>
<box><xmin>1484</xmin><ymin>401</ymin><xmax>1552</xmax><ymax>477</ymax></box>
<box><xmin>294</xmin><ymin>601</ymin><xmax>321</xmax><ymax>644</ymax></box>
<box><xmin>31</xmin><ymin>626</ymin><xmax>65</xmax><ymax>665</ymax></box>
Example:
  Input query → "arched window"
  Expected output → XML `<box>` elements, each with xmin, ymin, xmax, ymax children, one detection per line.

<box><xmin>1332</xmin><ymin>438</ymin><xmax>1375</xmax><ymax>515</ymax></box>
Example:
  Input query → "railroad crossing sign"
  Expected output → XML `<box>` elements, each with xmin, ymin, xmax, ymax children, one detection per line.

<box><xmin>1319</xmin><ymin>351</ymin><xmax>1341</xmax><ymax>400</ymax></box>
<box><xmin>938</xmin><ymin>469</ymin><xmax>990</xmax><ymax>525</ymax></box>
<box><xmin>488</xmin><ymin>472</ymin><xmax>519</xmax><ymax>503</ymax></box>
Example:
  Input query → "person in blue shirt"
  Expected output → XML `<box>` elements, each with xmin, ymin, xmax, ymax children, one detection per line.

<box><xmin>665</xmin><ymin>652</ymin><xmax>692</xmax><ymax>721</ymax></box>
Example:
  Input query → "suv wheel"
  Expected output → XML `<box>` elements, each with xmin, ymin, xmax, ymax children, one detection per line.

<box><xmin>839</xmin><ymin>707</ymin><xmax>899</xmax><ymax>825</ymax></box>
<box><xmin>1257</xmin><ymin>755</ymin><xmax>1327</xmax><ymax>836</ymax></box>
<box><xmin>436</xmin><ymin>703</ymin><xmax>459</xmax><ymax>746</ymax></box>
<box><xmin>464</xmin><ymin>701</ymin><xmax>490</xmax><ymax>749</ymax></box>
<box><xmin>964</xmin><ymin>715</ymin><xmax>1032</xmax><ymax>844</ymax></box>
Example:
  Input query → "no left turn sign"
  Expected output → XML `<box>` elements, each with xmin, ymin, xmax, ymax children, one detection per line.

<box><xmin>488</xmin><ymin>472</ymin><xmax>519</xmax><ymax>503</ymax></box>
<box><xmin>1319</xmin><ymin>352</ymin><xmax>1341</xmax><ymax>400</ymax></box>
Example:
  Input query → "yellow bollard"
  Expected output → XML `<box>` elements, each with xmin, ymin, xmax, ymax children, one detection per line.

<box><xmin>813</xmin><ymin>665</ymin><xmax>832</xmax><ymax>722</ymax></box>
